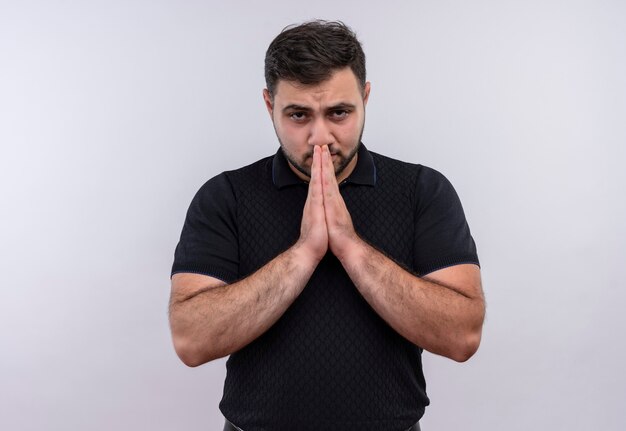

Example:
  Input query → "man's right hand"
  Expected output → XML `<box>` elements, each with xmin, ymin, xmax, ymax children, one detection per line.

<box><xmin>296</xmin><ymin>145</ymin><xmax>328</xmax><ymax>263</ymax></box>
<box><xmin>170</xmin><ymin>147</ymin><xmax>328</xmax><ymax>366</ymax></box>
<box><xmin>170</xmin><ymin>147</ymin><xmax>333</xmax><ymax>366</ymax></box>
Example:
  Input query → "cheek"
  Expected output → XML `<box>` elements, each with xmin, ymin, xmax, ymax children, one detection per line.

<box><xmin>336</xmin><ymin>118</ymin><xmax>362</xmax><ymax>140</ymax></box>
<box><xmin>278</xmin><ymin>122</ymin><xmax>308</xmax><ymax>142</ymax></box>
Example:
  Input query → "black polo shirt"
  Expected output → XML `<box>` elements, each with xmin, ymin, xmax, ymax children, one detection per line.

<box><xmin>172</xmin><ymin>143</ymin><xmax>479</xmax><ymax>431</ymax></box>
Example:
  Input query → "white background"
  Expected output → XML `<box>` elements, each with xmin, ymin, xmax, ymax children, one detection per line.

<box><xmin>1</xmin><ymin>1</ymin><xmax>625</xmax><ymax>430</ymax></box>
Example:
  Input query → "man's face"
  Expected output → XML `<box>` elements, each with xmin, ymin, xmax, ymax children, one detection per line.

<box><xmin>263</xmin><ymin>67</ymin><xmax>371</xmax><ymax>182</ymax></box>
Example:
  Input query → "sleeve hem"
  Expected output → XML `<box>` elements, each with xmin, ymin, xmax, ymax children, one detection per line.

<box><xmin>170</xmin><ymin>264</ymin><xmax>237</xmax><ymax>284</ymax></box>
<box><xmin>417</xmin><ymin>257</ymin><xmax>480</xmax><ymax>277</ymax></box>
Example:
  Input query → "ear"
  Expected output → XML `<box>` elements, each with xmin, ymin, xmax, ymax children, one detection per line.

<box><xmin>262</xmin><ymin>89</ymin><xmax>274</xmax><ymax>118</ymax></box>
<box><xmin>362</xmin><ymin>81</ymin><xmax>371</xmax><ymax>106</ymax></box>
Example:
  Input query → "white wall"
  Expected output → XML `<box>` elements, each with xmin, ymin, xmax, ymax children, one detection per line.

<box><xmin>1</xmin><ymin>1</ymin><xmax>624</xmax><ymax>430</ymax></box>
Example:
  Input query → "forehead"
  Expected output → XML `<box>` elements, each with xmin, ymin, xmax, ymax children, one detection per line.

<box><xmin>273</xmin><ymin>68</ymin><xmax>362</xmax><ymax>107</ymax></box>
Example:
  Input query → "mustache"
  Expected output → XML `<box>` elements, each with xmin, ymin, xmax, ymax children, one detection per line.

<box><xmin>305</xmin><ymin>146</ymin><xmax>338</xmax><ymax>159</ymax></box>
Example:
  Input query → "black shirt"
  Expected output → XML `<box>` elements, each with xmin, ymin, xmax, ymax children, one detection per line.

<box><xmin>172</xmin><ymin>144</ymin><xmax>479</xmax><ymax>431</ymax></box>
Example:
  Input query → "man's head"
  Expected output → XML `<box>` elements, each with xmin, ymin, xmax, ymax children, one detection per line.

<box><xmin>263</xmin><ymin>20</ymin><xmax>370</xmax><ymax>182</ymax></box>
<box><xmin>264</xmin><ymin>20</ymin><xmax>367</xmax><ymax>100</ymax></box>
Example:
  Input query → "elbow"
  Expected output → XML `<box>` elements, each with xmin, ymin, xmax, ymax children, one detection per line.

<box><xmin>172</xmin><ymin>333</ymin><xmax>222</xmax><ymax>367</ymax></box>
<box><xmin>169</xmin><ymin>311</ymin><xmax>232</xmax><ymax>366</ymax></box>
<box><xmin>449</xmin><ymin>329</ymin><xmax>482</xmax><ymax>363</ymax></box>
<box><xmin>176</xmin><ymin>349</ymin><xmax>205</xmax><ymax>368</ymax></box>
<box><xmin>173</xmin><ymin>336</ymin><xmax>205</xmax><ymax>367</ymax></box>
<box><xmin>450</xmin><ymin>301</ymin><xmax>485</xmax><ymax>362</ymax></box>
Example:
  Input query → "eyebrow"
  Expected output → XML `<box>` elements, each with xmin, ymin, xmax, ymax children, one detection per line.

<box><xmin>281</xmin><ymin>102</ymin><xmax>357</xmax><ymax>113</ymax></box>
<box><xmin>282</xmin><ymin>104</ymin><xmax>311</xmax><ymax>113</ymax></box>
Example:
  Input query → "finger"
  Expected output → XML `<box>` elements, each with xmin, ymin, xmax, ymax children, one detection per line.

<box><xmin>310</xmin><ymin>145</ymin><xmax>322</xmax><ymax>194</ymax></box>
<box><xmin>305</xmin><ymin>146</ymin><xmax>324</xmax><ymax>217</ymax></box>
<box><xmin>306</xmin><ymin>146</ymin><xmax>318</xmax><ymax>193</ymax></box>
<box><xmin>321</xmin><ymin>145</ymin><xmax>340</xmax><ymax>196</ymax></box>
<box><xmin>321</xmin><ymin>146</ymin><xmax>349</xmax><ymax>224</ymax></box>
<box><xmin>302</xmin><ymin>148</ymin><xmax>322</xmax><ymax>226</ymax></box>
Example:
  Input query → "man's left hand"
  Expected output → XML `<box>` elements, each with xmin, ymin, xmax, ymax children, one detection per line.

<box><xmin>318</xmin><ymin>144</ymin><xmax>361</xmax><ymax>261</ymax></box>
<box><xmin>313</xmin><ymin>144</ymin><xmax>484</xmax><ymax>361</ymax></box>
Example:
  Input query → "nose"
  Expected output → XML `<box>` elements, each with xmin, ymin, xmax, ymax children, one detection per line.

<box><xmin>307</xmin><ymin>117</ymin><xmax>334</xmax><ymax>147</ymax></box>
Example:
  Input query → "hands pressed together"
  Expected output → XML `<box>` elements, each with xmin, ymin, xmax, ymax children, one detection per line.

<box><xmin>297</xmin><ymin>145</ymin><xmax>361</xmax><ymax>264</ymax></box>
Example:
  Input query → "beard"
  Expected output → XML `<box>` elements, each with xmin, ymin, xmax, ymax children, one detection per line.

<box><xmin>276</xmin><ymin>125</ymin><xmax>365</xmax><ymax>180</ymax></box>
<box><xmin>280</xmin><ymin>141</ymin><xmax>361</xmax><ymax>179</ymax></box>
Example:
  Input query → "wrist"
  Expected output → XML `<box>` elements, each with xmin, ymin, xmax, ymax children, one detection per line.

<box><xmin>334</xmin><ymin>233</ymin><xmax>367</xmax><ymax>267</ymax></box>
<box><xmin>291</xmin><ymin>239</ymin><xmax>325</xmax><ymax>271</ymax></box>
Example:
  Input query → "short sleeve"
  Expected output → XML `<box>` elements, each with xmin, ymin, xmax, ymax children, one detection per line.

<box><xmin>171</xmin><ymin>173</ymin><xmax>239</xmax><ymax>283</ymax></box>
<box><xmin>413</xmin><ymin>167</ymin><xmax>479</xmax><ymax>276</ymax></box>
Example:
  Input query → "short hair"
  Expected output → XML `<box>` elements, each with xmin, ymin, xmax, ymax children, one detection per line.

<box><xmin>264</xmin><ymin>20</ymin><xmax>366</xmax><ymax>98</ymax></box>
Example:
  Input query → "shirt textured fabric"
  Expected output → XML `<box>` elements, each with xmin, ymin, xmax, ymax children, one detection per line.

<box><xmin>172</xmin><ymin>144</ymin><xmax>479</xmax><ymax>431</ymax></box>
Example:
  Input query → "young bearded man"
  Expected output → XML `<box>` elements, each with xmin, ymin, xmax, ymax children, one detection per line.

<box><xmin>169</xmin><ymin>20</ymin><xmax>484</xmax><ymax>431</ymax></box>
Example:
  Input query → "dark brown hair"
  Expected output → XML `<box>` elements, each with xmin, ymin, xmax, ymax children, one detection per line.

<box><xmin>264</xmin><ymin>20</ymin><xmax>366</xmax><ymax>98</ymax></box>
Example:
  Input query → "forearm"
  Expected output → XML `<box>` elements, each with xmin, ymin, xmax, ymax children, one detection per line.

<box><xmin>169</xmin><ymin>242</ymin><xmax>317</xmax><ymax>366</ymax></box>
<box><xmin>339</xmin><ymin>238</ymin><xmax>484</xmax><ymax>362</ymax></box>
<box><xmin>170</xmin><ymin>147</ymin><xmax>329</xmax><ymax>367</ymax></box>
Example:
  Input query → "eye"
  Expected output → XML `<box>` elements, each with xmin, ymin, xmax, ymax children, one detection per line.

<box><xmin>329</xmin><ymin>110</ymin><xmax>350</xmax><ymax>121</ymax></box>
<box><xmin>289</xmin><ymin>111</ymin><xmax>308</xmax><ymax>122</ymax></box>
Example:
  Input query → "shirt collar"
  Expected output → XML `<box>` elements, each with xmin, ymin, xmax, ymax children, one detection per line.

<box><xmin>272</xmin><ymin>143</ymin><xmax>377</xmax><ymax>189</ymax></box>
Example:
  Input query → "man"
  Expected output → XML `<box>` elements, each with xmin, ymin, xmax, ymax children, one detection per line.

<box><xmin>170</xmin><ymin>20</ymin><xmax>484</xmax><ymax>431</ymax></box>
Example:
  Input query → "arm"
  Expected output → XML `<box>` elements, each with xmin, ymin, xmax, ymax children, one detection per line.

<box><xmin>169</xmin><ymin>147</ymin><xmax>328</xmax><ymax>367</ymax></box>
<box><xmin>170</xmin><ymin>245</ymin><xmax>316</xmax><ymax>366</ymax></box>
<box><xmin>339</xmin><ymin>245</ymin><xmax>483</xmax><ymax>362</ymax></box>
<box><xmin>318</xmin><ymin>145</ymin><xmax>485</xmax><ymax>362</ymax></box>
